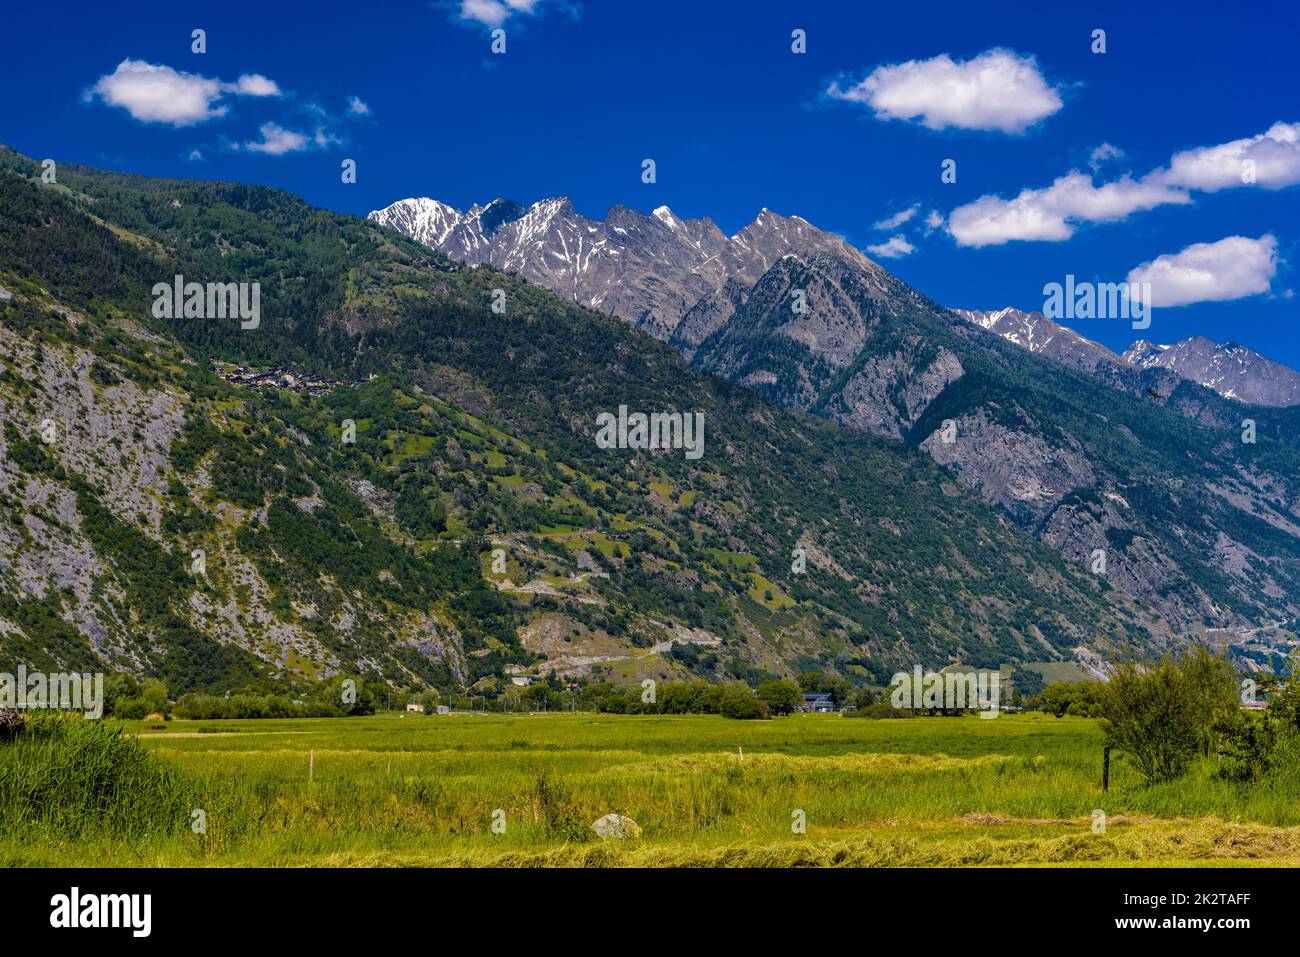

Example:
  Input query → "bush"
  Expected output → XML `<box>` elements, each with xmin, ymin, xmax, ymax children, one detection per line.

<box><xmin>844</xmin><ymin>700</ymin><xmax>912</xmax><ymax>719</ymax></box>
<box><xmin>718</xmin><ymin>683</ymin><xmax>769</xmax><ymax>720</ymax></box>
<box><xmin>1098</xmin><ymin>649</ymin><xmax>1237</xmax><ymax>785</ymax></box>
<box><xmin>1214</xmin><ymin>709</ymin><xmax>1277</xmax><ymax>782</ymax></box>
<box><xmin>113</xmin><ymin>697</ymin><xmax>151</xmax><ymax>720</ymax></box>
<box><xmin>757</xmin><ymin>679</ymin><xmax>802</xmax><ymax>716</ymax></box>
<box><xmin>0</xmin><ymin>708</ymin><xmax>26</xmax><ymax>741</ymax></box>
<box><xmin>1035</xmin><ymin>681</ymin><xmax>1102</xmax><ymax>717</ymax></box>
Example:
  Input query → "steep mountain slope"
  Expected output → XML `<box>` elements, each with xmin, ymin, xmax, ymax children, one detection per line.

<box><xmin>1124</xmin><ymin>336</ymin><xmax>1300</xmax><ymax>407</ymax></box>
<box><xmin>952</xmin><ymin>307</ymin><xmax>1300</xmax><ymax>448</ymax></box>
<box><xmin>693</xmin><ymin>255</ymin><xmax>1300</xmax><ymax>631</ymax></box>
<box><xmin>0</xmin><ymin>247</ymin><xmax>492</xmax><ymax>694</ymax></box>
<box><xmin>0</xmin><ymin>149</ymin><xmax>1174</xmax><ymax>697</ymax></box>
<box><xmin>371</xmin><ymin>190</ymin><xmax>1300</xmax><ymax>634</ymax></box>
<box><xmin>957</xmin><ymin>307</ymin><xmax>1300</xmax><ymax>411</ymax></box>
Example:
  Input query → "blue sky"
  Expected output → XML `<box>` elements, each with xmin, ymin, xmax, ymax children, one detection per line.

<box><xmin>2</xmin><ymin>0</ymin><xmax>1298</xmax><ymax>368</ymax></box>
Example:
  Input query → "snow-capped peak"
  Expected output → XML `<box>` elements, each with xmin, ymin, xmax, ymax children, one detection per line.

<box><xmin>367</xmin><ymin>197</ymin><xmax>464</xmax><ymax>247</ymax></box>
<box><xmin>652</xmin><ymin>205</ymin><xmax>681</xmax><ymax>229</ymax></box>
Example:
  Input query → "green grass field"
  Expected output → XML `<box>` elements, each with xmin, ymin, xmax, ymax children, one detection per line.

<box><xmin>6</xmin><ymin>712</ymin><xmax>1300</xmax><ymax>867</ymax></box>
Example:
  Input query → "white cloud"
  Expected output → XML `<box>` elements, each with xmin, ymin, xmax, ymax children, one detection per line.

<box><xmin>924</xmin><ymin>209</ymin><xmax>945</xmax><ymax>230</ymax></box>
<box><xmin>347</xmin><ymin>96</ymin><xmax>371</xmax><ymax>116</ymax></box>
<box><xmin>459</xmin><ymin>0</ymin><xmax>543</xmax><ymax>28</ymax></box>
<box><xmin>872</xmin><ymin>204</ymin><xmax>919</xmax><ymax>231</ymax></box>
<box><xmin>312</xmin><ymin>128</ymin><xmax>342</xmax><ymax>148</ymax></box>
<box><xmin>233</xmin><ymin>74</ymin><xmax>281</xmax><ymax>97</ymax></box>
<box><xmin>1127</xmin><ymin>235</ymin><xmax>1278</xmax><ymax>307</ymax></box>
<box><xmin>948</xmin><ymin>172</ymin><xmax>1189</xmax><ymax>247</ymax></box>
<box><xmin>947</xmin><ymin>122</ymin><xmax>1300</xmax><ymax>247</ymax></box>
<box><xmin>86</xmin><ymin>60</ymin><xmax>283</xmax><ymax>127</ymax></box>
<box><xmin>242</xmin><ymin>122</ymin><xmax>310</xmax><ymax>155</ymax></box>
<box><xmin>866</xmin><ymin>235</ymin><xmax>916</xmax><ymax>259</ymax></box>
<box><xmin>826</xmin><ymin>49</ymin><xmax>1063</xmax><ymax>134</ymax></box>
<box><xmin>1088</xmin><ymin>142</ymin><xmax>1124</xmax><ymax>172</ymax></box>
<box><xmin>87</xmin><ymin>60</ymin><xmax>227</xmax><ymax>126</ymax></box>
<box><xmin>1154</xmin><ymin>122</ymin><xmax>1300</xmax><ymax>192</ymax></box>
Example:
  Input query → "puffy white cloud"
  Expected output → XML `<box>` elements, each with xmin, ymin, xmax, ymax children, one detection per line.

<box><xmin>87</xmin><ymin>60</ymin><xmax>227</xmax><ymax>126</ymax></box>
<box><xmin>232</xmin><ymin>74</ymin><xmax>281</xmax><ymax>97</ymax></box>
<box><xmin>347</xmin><ymin>96</ymin><xmax>371</xmax><ymax>116</ymax></box>
<box><xmin>1154</xmin><ymin>122</ymin><xmax>1300</xmax><ymax>192</ymax></box>
<box><xmin>948</xmin><ymin>172</ymin><xmax>1189</xmax><ymax>247</ymax></box>
<box><xmin>866</xmin><ymin>235</ymin><xmax>916</xmax><ymax>259</ymax></box>
<box><xmin>459</xmin><ymin>0</ymin><xmax>545</xmax><ymax>28</ymax></box>
<box><xmin>947</xmin><ymin>122</ymin><xmax>1300</xmax><ymax>247</ymax></box>
<box><xmin>86</xmin><ymin>60</ymin><xmax>283</xmax><ymax>127</ymax></box>
<box><xmin>827</xmin><ymin>49</ymin><xmax>1063</xmax><ymax>134</ymax></box>
<box><xmin>872</xmin><ymin>204</ymin><xmax>919</xmax><ymax>231</ymax></box>
<box><xmin>241</xmin><ymin>122</ymin><xmax>310</xmax><ymax>155</ymax></box>
<box><xmin>1127</xmin><ymin>235</ymin><xmax>1278</xmax><ymax>307</ymax></box>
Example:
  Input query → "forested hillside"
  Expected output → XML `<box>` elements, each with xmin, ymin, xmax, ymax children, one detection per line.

<box><xmin>0</xmin><ymin>148</ymin><xmax>1175</xmax><ymax>699</ymax></box>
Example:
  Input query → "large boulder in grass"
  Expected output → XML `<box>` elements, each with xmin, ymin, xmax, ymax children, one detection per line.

<box><xmin>0</xmin><ymin>708</ymin><xmax>27</xmax><ymax>742</ymax></box>
<box><xmin>592</xmin><ymin>813</ymin><xmax>641</xmax><ymax>839</ymax></box>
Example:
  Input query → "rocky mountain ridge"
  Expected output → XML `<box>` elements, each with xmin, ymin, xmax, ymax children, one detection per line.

<box><xmin>372</xmin><ymin>193</ymin><xmax>1300</xmax><ymax>633</ymax></box>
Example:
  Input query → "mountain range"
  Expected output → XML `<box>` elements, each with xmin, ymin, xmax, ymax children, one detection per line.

<box><xmin>957</xmin><ymin>308</ymin><xmax>1300</xmax><ymax>409</ymax></box>
<box><xmin>371</xmin><ymin>193</ymin><xmax>1300</xmax><ymax>638</ymax></box>
<box><xmin>372</xmin><ymin>198</ymin><xmax>1300</xmax><ymax>411</ymax></box>
<box><xmin>0</xmin><ymin>149</ymin><xmax>1296</xmax><ymax>700</ymax></box>
<box><xmin>369</xmin><ymin>196</ymin><xmax>873</xmax><ymax>342</ymax></box>
<box><xmin>2</xmin><ymin>146</ymin><xmax>1191</xmax><ymax>699</ymax></box>
<box><xmin>1122</xmin><ymin>336</ymin><xmax>1300</xmax><ymax>408</ymax></box>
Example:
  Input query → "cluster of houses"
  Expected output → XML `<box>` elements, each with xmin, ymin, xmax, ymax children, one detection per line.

<box><xmin>211</xmin><ymin>359</ymin><xmax>361</xmax><ymax>396</ymax></box>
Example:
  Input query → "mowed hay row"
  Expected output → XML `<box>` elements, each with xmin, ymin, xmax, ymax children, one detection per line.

<box><xmin>262</xmin><ymin>819</ymin><xmax>1300</xmax><ymax>868</ymax></box>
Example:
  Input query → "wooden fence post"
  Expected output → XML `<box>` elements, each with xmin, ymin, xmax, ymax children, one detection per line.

<box><xmin>1102</xmin><ymin>746</ymin><xmax>1110</xmax><ymax>792</ymax></box>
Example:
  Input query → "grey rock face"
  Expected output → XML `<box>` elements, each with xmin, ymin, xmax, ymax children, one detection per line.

<box><xmin>955</xmin><ymin>308</ymin><xmax>1300</xmax><ymax>410</ymax></box>
<box><xmin>671</xmin><ymin>278</ymin><xmax>749</xmax><ymax>360</ymax></box>
<box><xmin>696</xmin><ymin>271</ymin><xmax>1300</xmax><ymax>632</ymax></box>
<box><xmin>920</xmin><ymin>405</ymin><xmax>1098</xmax><ymax>526</ymax></box>
<box><xmin>0</xmin><ymin>291</ymin><xmax>467</xmax><ymax>683</ymax></box>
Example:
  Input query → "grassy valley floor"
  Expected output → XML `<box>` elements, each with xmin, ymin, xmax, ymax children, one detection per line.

<box><xmin>7</xmin><ymin>712</ymin><xmax>1300</xmax><ymax>867</ymax></box>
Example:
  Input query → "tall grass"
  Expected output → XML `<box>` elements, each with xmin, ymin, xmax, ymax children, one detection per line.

<box><xmin>3</xmin><ymin>712</ymin><xmax>1298</xmax><ymax>866</ymax></box>
<box><xmin>0</xmin><ymin>713</ymin><xmax>190</xmax><ymax>841</ymax></box>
